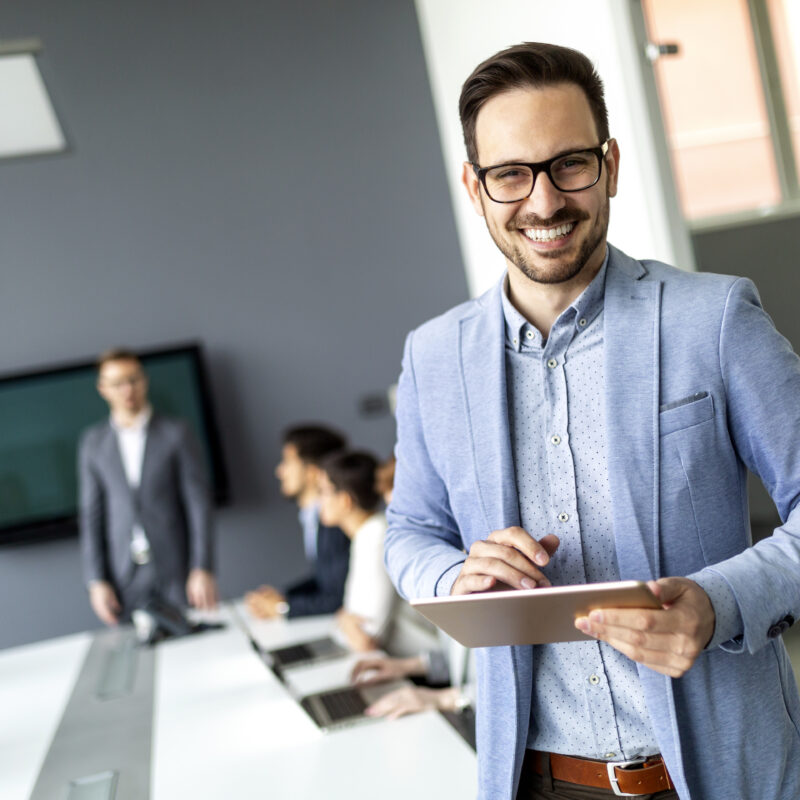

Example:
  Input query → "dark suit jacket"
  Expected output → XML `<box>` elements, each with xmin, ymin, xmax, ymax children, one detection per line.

<box><xmin>285</xmin><ymin>522</ymin><xmax>350</xmax><ymax>618</ymax></box>
<box><xmin>78</xmin><ymin>413</ymin><xmax>214</xmax><ymax>604</ymax></box>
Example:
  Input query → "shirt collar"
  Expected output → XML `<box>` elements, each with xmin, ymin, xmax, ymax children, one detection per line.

<box><xmin>501</xmin><ymin>250</ymin><xmax>609</xmax><ymax>352</ymax></box>
<box><xmin>110</xmin><ymin>404</ymin><xmax>153</xmax><ymax>433</ymax></box>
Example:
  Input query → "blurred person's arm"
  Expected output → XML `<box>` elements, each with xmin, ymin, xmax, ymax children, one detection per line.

<box><xmin>350</xmin><ymin>654</ymin><xmax>427</xmax><ymax>684</ymax></box>
<box><xmin>285</xmin><ymin>525</ymin><xmax>350</xmax><ymax>617</ymax></box>
<box><xmin>245</xmin><ymin>585</ymin><xmax>286</xmax><ymax>618</ymax></box>
<box><xmin>175</xmin><ymin>423</ymin><xmax>217</xmax><ymax>609</ymax></box>
<box><xmin>78</xmin><ymin>432</ymin><xmax>119</xmax><ymax>625</ymax></box>
<box><xmin>336</xmin><ymin>608</ymin><xmax>379</xmax><ymax>652</ymax></box>
<box><xmin>365</xmin><ymin>685</ymin><xmax>464</xmax><ymax>720</ymax></box>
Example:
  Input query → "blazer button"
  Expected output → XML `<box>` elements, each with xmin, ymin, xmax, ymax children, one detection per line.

<box><xmin>768</xmin><ymin>616</ymin><xmax>794</xmax><ymax>638</ymax></box>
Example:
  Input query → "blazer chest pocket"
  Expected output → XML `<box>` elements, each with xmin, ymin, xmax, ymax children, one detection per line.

<box><xmin>659</xmin><ymin>391</ymin><xmax>714</xmax><ymax>436</ymax></box>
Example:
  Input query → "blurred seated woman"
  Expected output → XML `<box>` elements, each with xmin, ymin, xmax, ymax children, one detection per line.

<box><xmin>318</xmin><ymin>450</ymin><xmax>396</xmax><ymax>652</ymax></box>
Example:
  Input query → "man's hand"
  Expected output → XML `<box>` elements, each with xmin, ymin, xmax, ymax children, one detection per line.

<box><xmin>89</xmin><ymin>580</ymin><xmax>121</xmax><ymax>626</ymax></box>
<box><xmin>244</xmin><ymin>585</ymin><xmax>285</xmax><ymax>619</ymax></box>
<box><xmin>186</xmin><ymin>568</ymin><xmax>219</xmax><ymax>610</ymax></box>
<box><xmin>574</xmin><ymin>577</ymin><xmax>716</xmax><ymax>678</ymax></box>
<box><xmin>451</xmin><ymin>527</ymin><xmax>560</xmax><ymax>595</ymax></box>
<box><xmin>365</xmin><ymin>686</ymin><xmax>460</xmax><ymax>720</ymax></box>
<box><xmin>350</xmin><ymin>655</ymin><xmax>426</xmax><ymax>685</ymax></box>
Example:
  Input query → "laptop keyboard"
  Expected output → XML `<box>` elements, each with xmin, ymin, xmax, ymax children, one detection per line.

<box><xmin>271</xmin><ymin>643</ymin><xmax>311</xmax><ymax>666</ymax></box>
<box><xmin>318</xmin><ymin>689</ymin><xmax>368</xmax><ymax>722</ymax></box>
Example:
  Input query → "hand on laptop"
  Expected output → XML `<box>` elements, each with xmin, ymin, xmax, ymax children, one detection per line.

<box><xmin>245</xmin><ymin>585</ymin><xmax>286</xmax><ymax>619</ymax></box>
<box><xmin>365</xmin><ymin>685</ymin><xmax>461</xmax><ymax>720</ymax></box>
<box><xmin>351</xmin><ymin>655</ymin><xmax>427</xmax><ymax>685</ymax></box>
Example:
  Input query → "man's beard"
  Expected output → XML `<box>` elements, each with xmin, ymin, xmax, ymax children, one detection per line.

<box><xmin>486</xmin><ymin>195</ymin><xmax>610</xmax><ymax>285</ymax></box>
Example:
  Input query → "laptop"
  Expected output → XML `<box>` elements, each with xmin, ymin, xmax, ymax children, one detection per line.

<box><xmin>299</xmin><ymin>680</ymin><xmax>408</xmax><ymax>732</ymax></box>
<box><xmin>265</xmin><ymin>636</ymin><xmax>348</xmax><ymax>674</ymax></box>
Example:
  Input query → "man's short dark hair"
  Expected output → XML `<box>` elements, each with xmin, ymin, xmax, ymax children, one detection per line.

<box><xmin>282</xmin><ymin>424</ymin><xmax>347</xmax><ymax>466</ymax></box>
<box><xmin>320</xmin><ymin>450</ymin><xmax>380</xmax><ymax>513</ymax></box>
<box><xmin>96</xmin><ymin>348</ymin><xmax>142</xmax><ymax>373</ymax></box>
<box><xmin>459</xmin><ymin>42</ymin><xmax>610</xmax><ymax>165</ymax></box>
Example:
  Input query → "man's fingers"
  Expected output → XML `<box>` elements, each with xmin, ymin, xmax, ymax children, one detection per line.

<box><xmin>452</xmin><ymin>573</ymin><xmax>497</xmax><ymax>595</ymax></box>
<box><xmin>467</xmin><ymin>542</ymin><xmax>552</xmax><ymax>587</ymax></box>
<box><xmin>539</xmin><ymin>533</ymin><xmax>560</xmax><ymax>557</ymax></box>
<box><xmin>486</xmin><ymin>526</ymin><xmax>555</xmax><ymax>567</ymax></box>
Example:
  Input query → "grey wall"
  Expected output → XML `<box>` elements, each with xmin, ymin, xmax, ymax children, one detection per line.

<box><xmin>0</xmin><ymin>0</ymin><xmax>468</xmax><ymax>648</ymax></box>
<box><xmin>692</xmin><ymin>215</ymin><xmax>800</xmax><ymax>526</ymax></box>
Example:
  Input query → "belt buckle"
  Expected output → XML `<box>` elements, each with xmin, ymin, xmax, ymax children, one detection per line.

<box><xmin>606</xmin><ymin>758</ymin><xmax>646</xmax><ymax>797</ymax></box>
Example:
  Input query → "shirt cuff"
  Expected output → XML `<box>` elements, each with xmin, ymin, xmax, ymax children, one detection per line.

<box><xmin>435</xmin><ymin>561</ymin><xmax>465</xmax><ymax>597</ymax></box>
<box><xmin>688</xmin><ymin>568</ymin><xmax>744</xmax><ymax>650</ymax></box>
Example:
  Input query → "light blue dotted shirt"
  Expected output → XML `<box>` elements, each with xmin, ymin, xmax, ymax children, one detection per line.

<box><xmin>502</xmin><ymin>253</ymin><xmax>741</xmax><ymax>760</ymax></box>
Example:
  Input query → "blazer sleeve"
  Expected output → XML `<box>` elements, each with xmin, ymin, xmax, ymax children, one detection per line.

<box><xmin>385</xmin><ymin>331</ymin><xmax>468</xmax><ymax>600</ymax></box>
<box><xmin>285</xmin><ymin>524</ymin><xmax>350</xmax><ymax>618</ymax></box>
<box><xmin>174</xmin><ymin>422</ymin><xmax>215</xmax><ymax>573</ymax></box>
<box><xmin>78</xmin><ymin>431</ymin><xmax>108</xmax><ymax>585</ymax></box>
<box><xmin>698</xmin><ymin>277</ymin><xmax>800</xmax><ymax>654</ymax></box>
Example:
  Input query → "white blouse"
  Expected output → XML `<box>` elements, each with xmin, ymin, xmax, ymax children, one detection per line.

<box><xmin>342</xmin><ymin>512</ymin><xmax>396</xmax><ymax>638</ymax></box>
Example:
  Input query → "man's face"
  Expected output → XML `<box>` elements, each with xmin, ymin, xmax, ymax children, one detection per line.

<box><xmin>275</xmin><ymin>443</ymin><xmax>311</xmax><ymax>500</ymax></box>
<box><xmin>97</xmin><ymin>358</ymin><xmax>148</xmax><ymax>418</ymax></box>
<box><xmin>317</xmin><ymin>472</ymin><xmax>348</xmax><ymax>528</ymax></box>
<box><xmin>462</xmin><ymin>83</ymin><xmax>619</xmax><ymax>285</ymax></box>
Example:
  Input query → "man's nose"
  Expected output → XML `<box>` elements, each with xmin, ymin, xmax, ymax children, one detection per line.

<box><xmin>522</xmin><ymin>171</ymin><xmax>566</xmax><ymax>220</ymax></box>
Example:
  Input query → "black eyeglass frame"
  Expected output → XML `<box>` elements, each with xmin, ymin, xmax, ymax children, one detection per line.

<box><xmin>472</xmin><ymin>140</ymin><xmax>611</xmax><ymax>203</ymax></box>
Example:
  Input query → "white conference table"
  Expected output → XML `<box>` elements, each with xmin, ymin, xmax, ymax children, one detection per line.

<box><xmin>2</xmin><ymin>603</ymin><xmax>477</xmax><ymax>800</ymax></box>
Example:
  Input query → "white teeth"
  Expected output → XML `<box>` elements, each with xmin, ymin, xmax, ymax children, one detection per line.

<box><xmin>523</xmin><ymin>222</ymin><xmax>575</xmax><ymax>242</ymax></box>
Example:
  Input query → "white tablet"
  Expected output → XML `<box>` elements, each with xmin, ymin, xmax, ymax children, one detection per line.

<box><xmin>410</xmin><ymin>580</ymin><xmax>660</xmax><ymax>647</ymax></box>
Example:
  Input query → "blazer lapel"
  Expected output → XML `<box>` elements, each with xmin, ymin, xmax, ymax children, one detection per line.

<box><xmin>604</xmin><ymin>246</ymin><xmax>662</xmax><ymax>580</ymax></box>
<box><xmin>458</xmin><ymin>281</ymin><xmax>520</xmax><ymax>535</ymax></box>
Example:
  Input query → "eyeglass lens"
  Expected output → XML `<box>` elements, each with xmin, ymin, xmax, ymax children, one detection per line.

<box><xmin>484</xmin><ymin>150</ymin><xmax>601</xmax><ymax>202</ymax></box>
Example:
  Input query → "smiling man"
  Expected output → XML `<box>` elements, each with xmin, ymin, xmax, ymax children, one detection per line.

<box><xmin>384</xmin><ymin>43</ymin><xmax>800</xmax><ymax>800</ymax></box>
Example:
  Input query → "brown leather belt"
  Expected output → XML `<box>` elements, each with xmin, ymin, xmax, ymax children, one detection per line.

<box><xmin>525</xmin><ymin>750</ymin><xmax>674</xmax><ymax>796</ymax></box>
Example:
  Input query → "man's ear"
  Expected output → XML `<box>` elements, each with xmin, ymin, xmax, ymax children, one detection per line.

<box><xmin>462</xmin><ymin>161</ymin><xmax>486</xmax><ymax>218</ymax></box>
<box><xmin>605</xmin><ymin>138</ymin><xmax>620</xmax><ymax>199</ymax></box>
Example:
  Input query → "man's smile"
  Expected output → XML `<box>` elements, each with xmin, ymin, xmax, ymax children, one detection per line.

<box><xmin>521</xmin><ymin>221</ymin><xmax>576</xmax><ymax>245</ymax></box>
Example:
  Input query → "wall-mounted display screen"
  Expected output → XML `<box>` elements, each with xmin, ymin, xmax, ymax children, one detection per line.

<box><xmin>0</xmin><ymin>343</ymin><xmax>228</xmax><ymax>544</ymax></box>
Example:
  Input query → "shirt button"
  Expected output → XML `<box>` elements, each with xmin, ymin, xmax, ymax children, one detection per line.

<box><xmin>551</xmin><ymin>435</ymin><xmax>561</xmax><ymax>445</ymax></box>
<box><xmin>588</xmin><ymin>674</ymin><xmax>600</xmax><ymax>685</ymax></box>
<box><xmin>513</xmin><ymin>337</ymin><xmax>518</xmax><ymax>346</ymax></box>
<box><xmin>526</xmin><ymin>330</ymin><xmax>534</xmax><ymax>340</ymax></box>
<box><xmin>547</xmin><ymin>358</ymin><xmax>558</xmax><ymax>368</ymax></box>
<box><xmin>605</xmin><ymin>752</ymin><xmax>616</xmax><ymax>759</ymax></box>
<box><xmin>558</xmin><ymin>512</ymin><xmax>569</xmax><ymax>522</ymax></box>
<box><xmin>579</xmin><ymin>318</ymin><xmax>588</xmax><ymax>327</ymax></box>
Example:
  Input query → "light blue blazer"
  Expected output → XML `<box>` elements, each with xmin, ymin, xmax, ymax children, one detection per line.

<box><xmin>385</xmin><ymin>245</ymin><xmax>800</xmax><ymax>800</ymax></box>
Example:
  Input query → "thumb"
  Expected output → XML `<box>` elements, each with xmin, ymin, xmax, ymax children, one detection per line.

<box><xmin>539</xmin><ymin>533</ymin><xmax>560</xmax><ymax>556</ymax></box>
<box><xmin>648</xmin><ymin>577</ymin><xmax>685</xmax><ymax>606</ymax></box>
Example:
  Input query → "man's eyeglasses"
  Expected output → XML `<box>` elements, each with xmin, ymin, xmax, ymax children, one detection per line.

<box><xmin>472</xmin><ymin>140</ymin><xmax>610</xmax><ymax>203</ymax></box>
<box><xmin>100</xmin><ymin>374</ymin><xmax>145</xmax><ymax>390</ymax></box>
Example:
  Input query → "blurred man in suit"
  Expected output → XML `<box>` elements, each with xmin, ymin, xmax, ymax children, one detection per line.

<box><xmin>79</xmin><ymin>348</ymin><xmax>217</xmax><ymax>625</ymax></box>
<box><xmin>245</xmin><ymin>425</ymin><xmax>350</xmax><ymax>619</ymax></box>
